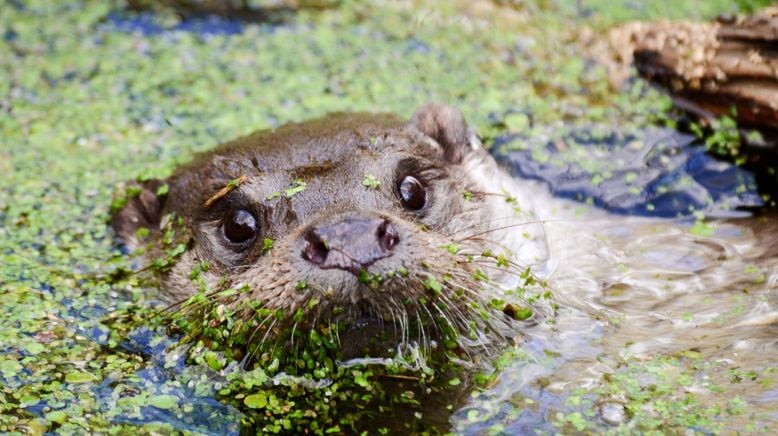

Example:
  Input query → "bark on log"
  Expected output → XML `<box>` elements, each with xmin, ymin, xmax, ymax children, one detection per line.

<box><xmin>610</xmin><ymin>7</ymin><xmax>778</xmax><ymax>132</ymax></box>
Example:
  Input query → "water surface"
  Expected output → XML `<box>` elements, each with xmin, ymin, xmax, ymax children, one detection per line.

<box><xmin>1</xmin><ymin>1</ymin><xmax>775</xmax><ymax>434</ymax></box>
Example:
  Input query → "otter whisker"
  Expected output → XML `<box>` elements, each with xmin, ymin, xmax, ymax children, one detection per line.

<box><xmin>332</xmin><ymin>316</ymin><xmax>342</xmax><ymax>347</ymax></box>
<box><xmin>243</xmin><ymin>312</ymin><xmax>278</xmax><ymax>366</ymax></box>
<box><xmin>432</xmin><ymin>271</ymin><xmax>520</xmax><ymax>353</ymax></box>
<box><xmin>456</xmin><ymin>246</ymin><xmax>546</xmax><ymax>282</ymax></box>
<box><xmin>388</xmin><ymin>301</ymin><xmax>402</xmax><ymax>348</ymax></box>
<box><xmin>419</xmin><ymin>302</ymin><xmax>440</xmax><ymax>338</ymax></box>
<box><xmin>435</xmin><ymin>287</ymin><xmax>480</xmax><ymax>340</ymax></box>
<box><xmin>401</xmin><ymin>304</ymin><xmax>410</xmax><ymax>351</ymax></box>
<box><xmin>433</xmin><ymin>303</ymin><xmax>476</xmax><ymax>363</ymax></box>
<box><xmin>415</xmin><ymin>309</ymin><xmax>429</xmax><ymax>356</ymax></box>
<box><xmin>457</xmin><ymin>238</ymin><xmax>517</xmax><ymax>257</ymax></box>
<box><xmin>256</xmin><ymin>318</ymin><xmax>279</xmax><ymax>353</ymax></box>
<box><xmin>290</xmin><ymin>321</ymin><xmax>299</xmax><ymax>349</ymax></box>
<box><xmin>433</xmin><ymin>268</ymin><xmax>495</xmax><ymax>301</ymax></box>
<box><xmin>373</xmin><ymin>304</ymin><xmax>388</xmax><ymax>331</ymax></box>
<box><xmin>468</xmin><ymin>259</ymin><xmax>542</xmax><ymax>287</ymax></box>
<box><xmin>152</xmin><ymin>285</ymin><xmax>235</xmax><ymax>320</ymax></box>
<box><xmin>455</xmin><ymin>221</ymin><xmax>551</xmax><ymax>243</ymax></box>
<box><xmin>467</xmin><ymin>258</ymin><xmax>530</xmax><ymax>280</ymax></box>
<box><xmin>245</xmin><ymin>312</ymin><xmax>274</xmax><ymax>347</ymax></box>
<box><xmin>443</xmin><ymin>213</ymin><xmax>543</xmax><ymax>238</ymax></box>
<box><xmin>326</xmin><ymin>316</ymin><xmax>338</xmax><ymax>347</ymax></box>
<box><xmin>427</xmin><ymin>294</ymin><xmax>484</xmax><ymax>358</ymax></box>
<box><xmin>465</xmin><ymin>189</ymin><xmax>517</xmax><ymax>199</ymax></box>
<box><xmin>303</xmin><ymin>281</ymin><xmax>331</xmax><ymax>327</ymax></box>
<box><xmin>447</xmin><ymin>263</ymin><xmax>550</xmax><ymax>322</ymax></box>
<box><xmin>455</xmin><ymin>214</ymin><xmax>699</xmax><ymax>242</ymax></box>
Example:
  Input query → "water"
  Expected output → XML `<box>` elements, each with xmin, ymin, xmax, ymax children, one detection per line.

<box><xmin>2</xmin><ymin>2</ymin><xmax>775</xmax><ymax>434</ymax></box>
<box><xmin>493</xmin><ymin>126</ymin><xmax>763</xmax><ymax>218</ymax></box>
<box><xmin>452</xmin><ymin>187</ymin><xmax>778</xmax><ymax>432</ymax></box>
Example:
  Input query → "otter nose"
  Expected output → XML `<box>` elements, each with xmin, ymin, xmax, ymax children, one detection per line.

<box><xmin>302</xmin><ymin>216</ymin><xmax>399</xmax><ymax>275</ymax></box>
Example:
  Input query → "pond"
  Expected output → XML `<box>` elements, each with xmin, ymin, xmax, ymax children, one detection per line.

<box><xmin>1</xmin><ymin>1</ymin><xmax>775</xmax><ymax>434</ymax></box>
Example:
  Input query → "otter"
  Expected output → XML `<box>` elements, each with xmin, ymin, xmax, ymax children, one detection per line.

<box><xmin>111</xmin><ymin>103</ymin><xmax>778</xmax><ymax>433</ymax></box>
<box><xmin>112</xmin><ymin>103</ymin><xmax>554</xmax><ymax>366</ymax></box>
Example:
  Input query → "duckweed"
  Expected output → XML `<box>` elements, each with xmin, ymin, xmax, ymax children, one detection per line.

<box><xmin>1</xmin><ymin>0</ymin><xmax>772</xmax><ymax>434</ymax></box>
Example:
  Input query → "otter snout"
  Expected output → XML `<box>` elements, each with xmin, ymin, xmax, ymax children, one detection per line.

<box><xmin>301</xmin><ymin>215</ymin><xmax>400</xmax><ymax>275</ymax></box>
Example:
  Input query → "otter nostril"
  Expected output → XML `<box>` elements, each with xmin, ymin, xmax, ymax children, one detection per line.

<box><xmin>303</xmin><ymin>231</ymin><xmax>330</xmax><ymax>265</ymax></box>
<box><xmin>377</xmin><ymin>220</ymin><xmax>400</xmax><ymax>251</ymax></box>
<box><xmin>302</xmin><ymin>217</ymin><xmax>398</xmax><ymax>274</ymax></box>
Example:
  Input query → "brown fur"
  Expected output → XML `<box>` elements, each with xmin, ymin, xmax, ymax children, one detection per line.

<box><xmin>113</xmin><ymin>104</ymin><xmax>535</xmax><ymax>360</ymax></box>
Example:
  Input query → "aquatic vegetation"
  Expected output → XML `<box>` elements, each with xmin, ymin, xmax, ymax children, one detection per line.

<box><xmin>151</xmin><ymin>264</ymin><xmax>550</xmax><ymax>433</ymax></box>
<box><xmin>1</xmin><ymin>0</ymin><xmax>774</xmax><ymax>434</ymax></box>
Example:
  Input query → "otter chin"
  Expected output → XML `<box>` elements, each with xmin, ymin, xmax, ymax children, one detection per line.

<box><xmin>112</xmin><ymin>103</ymin><xmax>553</xmax><ymax>367</ymax></box>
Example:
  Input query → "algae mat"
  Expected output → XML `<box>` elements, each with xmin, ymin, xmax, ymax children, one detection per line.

<box><xmin>1</xmin><ymin>1</ymin><xmax>773</xmax><ymax>434</ymax></box>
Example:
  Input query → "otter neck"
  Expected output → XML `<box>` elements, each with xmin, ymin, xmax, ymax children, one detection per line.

<box><xmin>464</xmin><ymin>150</ymin><xmax>553</xmax><ymax>277</ymax></box>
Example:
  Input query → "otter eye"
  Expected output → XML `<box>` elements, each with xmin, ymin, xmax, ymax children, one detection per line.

<box><xmin>223</xmin><ymin>209</ymin><xmax>258</xmax><ymax>244</ymax></box>
<box><xmin>398</xmin><ymin>176</ymin><xmax>426</xmax><ymax>210</ymax></box>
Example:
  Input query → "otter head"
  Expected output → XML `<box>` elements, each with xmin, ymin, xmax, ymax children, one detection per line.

<box><xmin>113</xmin><ymin>103</ymin><xmax>545</xmax><ymax>367</ymax></box>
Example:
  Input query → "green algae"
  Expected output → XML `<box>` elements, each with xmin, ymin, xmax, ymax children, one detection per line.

<box><xmin>148</xmin><ymin>235</ymin><xmax>553</xmax><ymax>433</ymax></box>
<box><xmin>552</xmin><ymin>354</ymin><xmax>777</xmax><ymax>434</ymax></box>
<box><xmin>1</xmin><ymin>0</ymin><xmax>774</xmax><ymax>434</ymax></box>
<box><xmin>361</xmin><ymin>174</ymin><xmax>380</xmax><ymax>190</ymax></box>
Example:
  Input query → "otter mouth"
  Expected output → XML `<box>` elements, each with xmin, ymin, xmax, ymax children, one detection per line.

<box><xmin>337</xmin><ymin>314</ymin><xmax>401</xmax><ymax>360</ymax></box>
<box><xmin>296</xmin><ymin>295</ymin><xmax>508</xmax><ymax>364</ymax></box>
<box><xmin>312</xmin><ymin>303</ymin><xmax>435</xmax><ymax>354</ymax></box>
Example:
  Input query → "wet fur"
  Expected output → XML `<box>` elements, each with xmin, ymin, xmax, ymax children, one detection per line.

<box><xmin>113</xmin><ymin>104</ymin><xmax>551</xmax><ymax>362</ymax></box>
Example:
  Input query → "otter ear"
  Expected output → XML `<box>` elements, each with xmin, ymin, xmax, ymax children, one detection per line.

<box><xmin>111</xmin><ymin>179</ymin><xmax>166</xmax><ymax>248</ymax></box>
<box><xmin>411</xmin><ymin>103</ymin><xmax>479</xmax><ymax>164</ymax></box>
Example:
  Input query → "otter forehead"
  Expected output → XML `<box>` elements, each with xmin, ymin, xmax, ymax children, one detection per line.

<box><xmin>204</xmin><ymin>111</ymin><xmax>440</xmax><ymax>172</ymax></box>
<box><xmin>163</xmin><ymin>112</ymin><xmax>449</xmax><ymax>225</ymax></box>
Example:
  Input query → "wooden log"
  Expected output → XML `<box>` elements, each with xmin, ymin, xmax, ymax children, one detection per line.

<box><xmin>610</xmin><ymin>7</ymin><xmax>778</xmax><ymax>132</ymax></box>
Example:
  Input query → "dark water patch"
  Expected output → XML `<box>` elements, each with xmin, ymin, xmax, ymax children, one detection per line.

<box><xmin>492</xmin><ymin>126</ymin><xmax>763</xmax><ymax>218</ymax></box>
<box><xmin>103</xmin><ymin>6</ymin><xmax>296</xmax><ymax>39</ymax></box>
<box><xmin>122</xmin><ymin>326</ymin><xmax>186</xmax><ymax>370</ymax></box>
<box><xmin>4</xmin><ymin>29</ymin><xmax>18</xmax><ymax>42</ymax></box>
<box><xmin>97</xmin><ymin>365</ymin><xmax>241</xmax><ymax>435</ymax></box>
<box><xmin>124</xmin><ymin>0</ymin><xmax>297</xmax><ymax>25</ymax></box>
